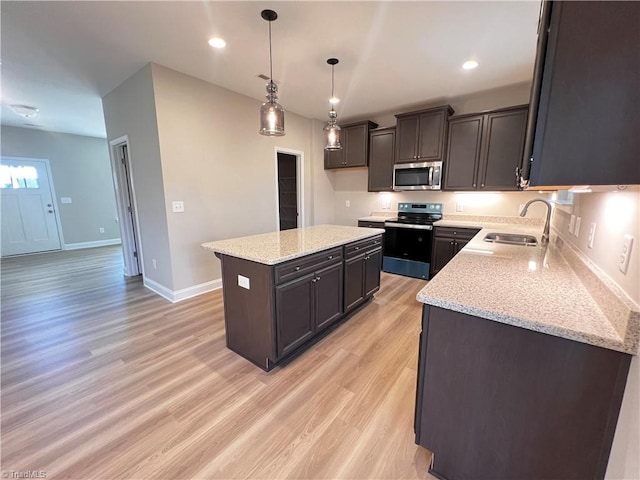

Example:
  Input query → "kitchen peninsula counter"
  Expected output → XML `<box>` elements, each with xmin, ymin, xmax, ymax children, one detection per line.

<box><xmin>202</xmin><ymin>225</ymin><xmax>384</xmax><ymax>371</ymax></box>
<box><xmin>413</xmin><ymin>220</ymin><xmax>639</xmax><ymax>480</ymax></box>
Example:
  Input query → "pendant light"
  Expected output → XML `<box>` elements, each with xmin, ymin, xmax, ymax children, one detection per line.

<box><xmin>324</xmin><ymin>58</ymin><xmax>342</xmax><ymax>150</ymax></box>
<box><xmin>259</xmin><ymin>9</ymin><xmax>285</xmax><ymax>136</ymax></box>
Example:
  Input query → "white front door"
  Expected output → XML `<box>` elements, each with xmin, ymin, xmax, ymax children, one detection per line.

<box><xmin>1</xmin><ymin>158</ymin><xmax>62</xmax><ymax>256</ymax></box>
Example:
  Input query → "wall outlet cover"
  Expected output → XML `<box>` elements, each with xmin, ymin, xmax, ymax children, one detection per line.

<box><xmin>569</xmin><ymin>215</ymin><xmax>576</xmax><ymax>234</ymax></box>
<box><xmin>574</xmin><ymin>217</ymin><xmax>581</xmax><ymax>237</ymax></box>
<box><xmin>172</xmin><ymin>201</ymin><xmax>185</xmax><ymax>213</ymax></box>
<box><xmin>619</xmin><ymin>234</ymin><xmax>634</xmax><ymax>274</ymax></box>
<box><xmin>238</xmin><ymin>274</ymin><xmax>250</xmax><ymax>290</ymax></box>
<box><xmin>587</xmin><ymin>222</ymin><xmax>597</xmax><ymax>249</ymax></box>
<box><xmin>346</xmin><ymin>200</ymin><xmax>351</xmax><ymax>208</ymax></box>
<box><xmin>456</xmin><ymin>202</ymin><xmax>464</xmax><ymax>212</ymax></box>
<box><xmin>60</xmin><ymin>197</ymin><xmax>72</xmax><ymax>204</ymax></box>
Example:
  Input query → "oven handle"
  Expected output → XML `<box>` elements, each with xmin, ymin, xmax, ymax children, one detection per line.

<box><xmin>384</xmin><ymin>223</ymin><xmax>433</xmax><ymax>231</ymax></box>
<box><xmin>428</xmin><ymin>167</ymin><xmax>434</xmax><ymax>186</ymax></box>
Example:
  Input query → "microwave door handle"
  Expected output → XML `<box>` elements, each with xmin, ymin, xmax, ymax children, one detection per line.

<box><xmin>428</xmin><ymin>166</ymin><xmax>434</xmax><ymax>186</ymax></box>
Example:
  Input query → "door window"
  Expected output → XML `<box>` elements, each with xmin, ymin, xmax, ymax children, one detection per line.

<box><xmin>0</xmin><ymin>165</ymin><xmax>39</xmax><ymax>189</ymax></box>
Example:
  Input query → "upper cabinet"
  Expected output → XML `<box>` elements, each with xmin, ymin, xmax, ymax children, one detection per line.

<box><xmin>445</xmin><ymin>106</ymin><xmax>528</xmax><ymax>191</ymax></box>
<box><xmin>395</xmin><ymin>105</ymin><xmax>454</xmax><ymax>164</ymax></box>
<box><xmin>324</xmin><ymin>121</ymin><xmax>378</xmax><ymax>169</ymax></box>
<box><xmin>368</xmin><ymin>127</ymin><xmax>396</xmax><ymax>192</ymax></box>
<box><xmin>521</xmin><ymin>1</ymin><xmax>640</xmax><ymax>187</ymax></box>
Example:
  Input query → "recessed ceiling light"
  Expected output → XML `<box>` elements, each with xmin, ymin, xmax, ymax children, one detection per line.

<box><xmin>462</xmin><ymin>60</ymin><xmax>479</xmax><ymax>70</ymax></box>
<box><xmin>329</xmin><ymin>97</ymin><xmax>340</xmax><ymax>105</ymax></box>
<box><xmin>208</xmin><ymin>37</ymin><xmax>226</xmax><ymax>49</ymax></box>
<box><xmin>9</xmin><ymin>104</ymin><xmax>39</xmax><ymax>118</ymax></box>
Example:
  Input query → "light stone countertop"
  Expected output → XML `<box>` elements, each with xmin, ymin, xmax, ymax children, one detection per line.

<box><xmin>202</xmin><ymin>225</ymin><xmax>384</xmax><ymax>265</ymax></box>
<box><xmin>417</xmin><ymin>222</ymin><xmax>640</xmax><ymax>355</ymax></box>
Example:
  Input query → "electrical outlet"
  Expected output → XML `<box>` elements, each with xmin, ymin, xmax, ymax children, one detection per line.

<box><xmin>60</xmin><ymin>197</ymin><xmax>72</xmax><ymax>204</ymax></box>
<box><xmin>574</xmin><ymin>217</ymin><xmax>581</xmax><ymax>237</ymax></box>
<box><xmin>238</xmin><ymin>274</ymin><xmax>250</xmax><ymax>290</ymax></box>
<box><xmin>587</xmin><ymin>222</ymin><xmax>597</xmax><ymax>249</ymax></box>
<box><xmin>456</xmin><ymin>201</ymin><xmax>463</xmax><ymax>212</ymax></box>
<box><xmin>345</xmin><ymin>200</ymin><xmax>351</xmax><ymax>208</ymax></box>
<box><xmin>99</xmin><ymin>227</ymin><xmax>105</xmax><ymax>233</ymax></box>
<box><xmin>152</xmin><ymin>259</ymin><xmax>157</xmax><ymax>270</ymax></box>
<box><xmin>172</xmin><ymin>201</ymin><xmax>185</xmax><ymax>213</ymax></box>
<box><xmin>569</xmin><ymin>215</ymin><xmax>576</xmax><ymax>234</ymax></box>
<box><xmin>619</xmin><ymin>234</ymin><xmax>634</xmax><ymax>273</ymax></box>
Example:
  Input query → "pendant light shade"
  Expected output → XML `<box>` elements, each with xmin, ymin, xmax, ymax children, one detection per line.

<box><xmin>324</xmin><ymin>58</ymin><xmax>342</xmax><ymax>150</ymax></box>
<box><xmin>259</xmin><ymin>9</ymin><xmax>285</xmax><ymax>136</ymax></box>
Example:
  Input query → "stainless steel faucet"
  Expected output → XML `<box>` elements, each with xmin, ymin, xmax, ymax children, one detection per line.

<box><xmin>520</xmin><ymin>198</ymin><xmax>552</xmax><ymax>244</ymax></box>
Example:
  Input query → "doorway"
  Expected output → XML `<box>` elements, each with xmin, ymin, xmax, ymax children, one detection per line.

<box><xmin>277</xmin><ymin>152</ymin><xmax>299</xmax><ymax>231</ymax></box>
<box><xmin>1</xmin><ymin>157</ymin><xmax>63</xmax><ymax>256</ymax></box>
<box><xmin>109</xmin><ymin>137</ymin><xmax>142</xmax><ymax>276</ymax></box>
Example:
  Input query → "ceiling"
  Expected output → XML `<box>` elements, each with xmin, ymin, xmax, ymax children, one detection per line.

<box><xmin>1</xmin><ymin>1</ymin><xmax>541</xmax><ymax>139</ymax></box>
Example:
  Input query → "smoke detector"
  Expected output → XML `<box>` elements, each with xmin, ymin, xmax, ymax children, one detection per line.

<box><xmin>9</xmin><ymin>104</ymin><xmax>39</xmax><ymax>118</ymax></box>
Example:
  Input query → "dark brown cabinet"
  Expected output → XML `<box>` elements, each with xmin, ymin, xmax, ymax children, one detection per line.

<box><xmin>415</xmin><ymin>305</ymin><xmax>631</xmax><ymax>479</ymax></box>
<box><xmin>367</xmin><ymin>127</ymin><xmax>396</xmax><ymax>191</ymax></box>
<box><xmin>430</xmin><ymin>227</ymin><xmax>479</xmax><ymax>278</ymax></box>
<box><xmin>444</xmin><ymin>106</ymin><xmax>528</xmax><ymax>191</ymax></box>
<box><xmin>344</xmin><ymin>236</ymin><xmax>383</xmax><ymax>313</ymax></box>
<box><xmin>219</xmin><ymin>235</ymin><xmax>383</xmax><ymax>371</ymax></box>
<box><xmin>522</xmin><ymin>1</ymin><xmax>640</xmax><ymax>187</ymax></box>
<box><xmin>325</xmin><ymin>121</ymin><xmax>378</xmax><ymax>169</ymax></box>
<box><xmin>395</xmin><ymin>105</ymin><xmax>453</xmax><ymax>164</ymax></box>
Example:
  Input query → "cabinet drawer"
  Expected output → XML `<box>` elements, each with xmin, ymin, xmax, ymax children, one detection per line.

<box><xmin>275</xmin><ymin>247</ymin><xmax>342</xmax><ymax>285</ymax></box>
<box><xmin>434</xmin><ymin>227</ymin><xmax>480</xmax><ymax>240</ymax></box>
<box><xmin>358</xmin><ymin>220</ymin><xmax>385</xmax><ymax>229</ymax></box>
<box><xmin>345</xmin><ymin>235</ymin><xmax>383</xmax><ymax>259</ymax></box>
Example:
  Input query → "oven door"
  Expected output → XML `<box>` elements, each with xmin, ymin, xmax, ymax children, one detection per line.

<box><xmin>383</xmin><ymin>223</ymin><xmax>433</xmax><ymax>279</ymax></box>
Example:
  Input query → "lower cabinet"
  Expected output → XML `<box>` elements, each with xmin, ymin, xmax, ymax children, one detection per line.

<box><xmin>344</xmin><ymin>238</ymin><xmax>382</xmax><ymax>313</ymax></box>
<box><xmin>219</xmin><ymin>235</ymin><xmax>382</xmax><ymax>371</ymax></box>
<box><xmin>415</xmin><ymin>305</ymin><xmax>631</xmax><ymax>479</ymax></box>
<box><xmin>276</xmin><ymin>262</ymin><xmax>344</xmax><ymax>357</ymax></box>
<box><xmin>430</xmin><ymin>227</ymin><xmax>479</xmax><ymax>278</ymax></box>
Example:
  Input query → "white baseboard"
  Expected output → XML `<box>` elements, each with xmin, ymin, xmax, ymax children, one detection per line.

<box><xmin>64</xmin><ymin>238</ymin><xmax>122</xmax><ymax>250</ymax></box>
<box><xmin>143</xmin><ymin>277</ymin><xmax>222</xmax><ymax>303</ymax></box>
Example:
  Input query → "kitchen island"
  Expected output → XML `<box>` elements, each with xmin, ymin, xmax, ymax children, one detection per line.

<box><xmin>202</xmin><ymin>225</ymin><xmax>384</xmax><ymax>371</ymax></box>
<box><xmin>414</xmin><ymin>222</ymin><xmax>639</xmax><ymax>479</ymax></box>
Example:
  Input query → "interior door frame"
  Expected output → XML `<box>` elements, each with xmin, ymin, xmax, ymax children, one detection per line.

<box><xmin>1</xmin><ymin>156</ymin><xmax>65</xmax><ymax>252</ymax></box>
<box><xmin>274</xmin><ymin>147</ymin><xmax>305</xmax><ymax>231</ymax></box>
<box><xmin>108</xmin><ymin>135</ymin><xmax>144</xmax><ymax>277</ymax></box>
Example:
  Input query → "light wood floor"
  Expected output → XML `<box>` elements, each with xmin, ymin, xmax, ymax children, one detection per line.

<box><xmin>1</xmin><ymin>246</ymin><xmax>435</xmax><ymax>479</ymax></box>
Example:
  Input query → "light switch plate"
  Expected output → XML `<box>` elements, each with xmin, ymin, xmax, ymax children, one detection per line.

<box><xmin>574</xmin><ymin>217</ymin><xmax>581</xmax><ymax>237</ymax></box>
<box><xmin>60</xmin><ymin>197</ymin><xmax>72</xmax><ymax>204</ymax></box>
<box><xmin>569</xmin><ymin>215</ymin><xmax>576</xmax><ymax>234</ymax></box>
<box><xmin>587</xmin><ymin>222</ymin><xmax>597</xmax><ymax>249</ymax></box>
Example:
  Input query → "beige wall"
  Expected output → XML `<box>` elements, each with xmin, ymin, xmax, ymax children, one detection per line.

<box><xmin>150</xmin><ymin>64</ymin><xmax>325</xmax><ymax>291</ymax></box>
<box><xmin>0</xmin><ymin>125</ymin><xmax>120</xmax><ymax>245</ymax></box>
<box><xmin>102</xmin><ymin>64</ymin><xmax>174</xmax><ymax>288</ymax></box>
<box><xmin>551</xmin><ymin>191</ymin><xmax>640</xmax><ymax>480</ymax></box>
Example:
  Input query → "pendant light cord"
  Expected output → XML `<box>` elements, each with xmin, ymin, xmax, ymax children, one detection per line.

<box><xmin>269</xmin><ymin>20</ymin><xmax>273</xmax><ymax>82</ymax></box>
<box><xmin>331</xmin><ymin>64</ymin><xmax>335</xmax><ymax>100</ymax></box>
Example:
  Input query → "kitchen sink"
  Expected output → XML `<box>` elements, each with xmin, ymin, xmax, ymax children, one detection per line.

<box><xmin>483</xmin><ymin>232</ymin><xmax>538</xmax><ymax>246</ymax></box>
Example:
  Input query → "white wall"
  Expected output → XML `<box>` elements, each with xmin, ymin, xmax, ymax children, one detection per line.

<box><xmin>150</xmin><ymin>64</ymin><xmax>328</xmax><ymax>291</ymax></box>
<box><xmin>102</xmin><ymin>64</ymin><xmax>174</xmax><ymax>289</ymax></box>
<box><xmin>0</xmin><ymin>125</ymin><xmax>120</xmax><ymax>246</ymax></box>
<box><xmin>551</xmin><ymin>191</ymin><xmax>640</xmax><ymax>480</ymax></box>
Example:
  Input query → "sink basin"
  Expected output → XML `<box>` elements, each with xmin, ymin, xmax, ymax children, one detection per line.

<box><xmin>483</xmin><ymin>232</ymin><xmax>538</xmax><ymax>246</ymax></box>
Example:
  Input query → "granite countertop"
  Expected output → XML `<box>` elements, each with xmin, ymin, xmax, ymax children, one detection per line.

<box><xmin>417</xmin><ymin>221</ymin><xmax>640</xmax><ymax>355</ymax></box>
<box><xmin>202</xmin><ymin>225</ymin><xmax>384</xmax><ymax>265</ymax></box>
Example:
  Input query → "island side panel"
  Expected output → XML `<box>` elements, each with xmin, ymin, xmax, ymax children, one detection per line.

<box><xmin>417</xmin><ymin>305</ymin><xmax>631</xmax><ymax>480</ymax></box>
<box><xmin>220</xmin><ymin>255</ymin><xmax>276</xmax><ymax>370</ymax></box>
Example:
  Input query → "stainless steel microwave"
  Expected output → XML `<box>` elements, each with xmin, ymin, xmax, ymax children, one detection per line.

<box><xmin>393</xmin><ymin>161</ymin><xmax>442</xmax><ymax>191</ymax></box>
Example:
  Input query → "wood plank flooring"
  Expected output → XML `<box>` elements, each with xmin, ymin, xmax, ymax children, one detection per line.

<box><xmin>1</xmin><ymin>246</ymin><xmax>435</xmax><ymax>479</ymax></box>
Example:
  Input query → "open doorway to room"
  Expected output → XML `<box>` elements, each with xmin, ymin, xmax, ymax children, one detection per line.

<box><xmin>109</xmin><ymin>136</ymin><xmax>142</xmax><ymax>276</ymax></box>
<box><xmin>275</xmin><ymin>148</ymin><xmax>304</xmax><ymax>231</ymax></box>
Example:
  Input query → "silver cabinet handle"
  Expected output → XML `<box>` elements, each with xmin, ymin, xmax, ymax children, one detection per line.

<box><xmin>354</xmin><ymin>246</ymin><xmax>360</xmax><ymax>250</ymax></box>
<box><xmin>328</xmin><ymin>255</ymin><xmax>333</xmax><ymax>260</ymax></box>
<box><xmin>295</xmin><ymin>266</ymin><xmax>300</xmax><ymax>271</ymax></box>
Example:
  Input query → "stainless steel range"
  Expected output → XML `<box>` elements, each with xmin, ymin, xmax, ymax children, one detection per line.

<box><xmin>383</xmin><ymin>202</ymin><xmax>442</xmax><ymax>280</ymax></box>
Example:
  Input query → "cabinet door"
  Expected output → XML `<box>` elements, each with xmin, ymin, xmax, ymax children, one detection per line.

<box><xmin>444</xmin><ymin>116</ymin><xmax>483</xmax><ymax>191</ymax></box>
<box><xmin>314</xmin><ymin>262</ymin><xmax>344</xmax><ymax>331</ymax></box>
<box><xmin>396</xmin><ymin>116</ymin><xmax>419</xmax><ymax>163</ymax></box>
<box><xmin>324</xmin><ymin>147</ymin><xmax>345</xmax><ymax>169</ymax></box>
<box><xmin>344</xmin><ymin>254</ymin><xmax>365</xmax><ymax>313</ymax></box>
<box><xmin>344</xmin><ymin>124</ymin><xmax>368</xmax><ymax>167</ymax></box>
<box><xmin>530</xmin><ymin>1</ymin><xmax>640</xmax><ymax>186</ymax></box>
<box><xmin>276</xmin><ymin>273</ymin><xmax>315</xmax><ymax>357</ymax></box>
<box><xmin>364</xmin><ymin>248</ymin><xmax>382</xmax><ymax>298</ymax></box>
<box><xmin>479</xmin><ymin>108</ymin><xmax>527</xmax><ymax>191</ymax></box>
<box><xmin>430</xmin><ymin>237</ymin><xmax>454</xmax><ymax>278</ymax></box>
<box><xmin>417</xmin><ymin>110</ymin><xmax>446</xmax><ymax>161</ymax></box>
<box><xmin>368</xmin><ymin>128</ymin><xmax>396</xmax><ymax>191</ymax></box>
